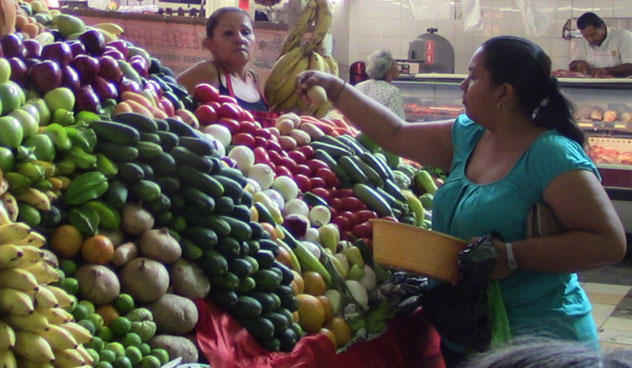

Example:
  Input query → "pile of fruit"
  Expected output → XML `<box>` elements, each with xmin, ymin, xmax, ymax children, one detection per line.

<box><xmin>0</xmin><ymin>0</ymin><xmax>444</xmax><ymax>366</ymax></box>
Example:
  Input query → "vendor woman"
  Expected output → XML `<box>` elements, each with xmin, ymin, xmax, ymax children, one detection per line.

<box><xmin>177</xmin><ymin>7</ymin><xmax>269</xmax><ymax>112</ymax></box>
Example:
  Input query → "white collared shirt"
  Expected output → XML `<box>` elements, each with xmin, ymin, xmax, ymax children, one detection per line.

<box><xmin>571</xmin><ymin>27</ymin><xmax>632</xmax><ymax>68</ymax></box>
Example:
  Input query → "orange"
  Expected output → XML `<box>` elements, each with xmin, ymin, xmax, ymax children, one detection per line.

<box><xmin>276</xmin><ymin>245</ymin><xmax>293</xmax><ymax>268</ymax></box>
<box><xmin>302</xmin><ymin>271</ymin><xmax>326</xmax><ymax>296</ymax></box>
<box><xmin>318</xmin><ymin>328</ymin><xmax>337</xmax><ymax>350</ymax></box>
<box><xmin>291</xmin><ymin>271</ymin><xmax>304</xmax><ymax>294</ymax></box>
<box><xmin>81</xmin><ymin>235</ymin><xmax>114</xmax><ymax>265</ymax></box>
<box><xmin>316</xmin><ymin>295</ymin><xmax>334</xmax><ymax>322</ymax></box>
<box><xmin>50</xmin><ymin>225</ymin><xmax>84</xmax><ymax>258</ymax></box>
<box><xmin>96</xmin><ymin>304</ymin><xmax>120</xmax><ymax>326</ymax></box>
<box><xmin>324</xmin><ymin>317</ymin><xmax>352</xmax><ymax>348</ymax></box>
<box><xmin>296</xmin><ymin>294</ymin><xmax>325</xmax><ymax>333</ymax></box>
<box><xmin>22</xmin><ymin>23</ymin><xmax>38</xmax><ymax>38</ymax></box>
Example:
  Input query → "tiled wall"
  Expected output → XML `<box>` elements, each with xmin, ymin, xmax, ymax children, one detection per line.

<box><xmin>337</xmin><ymin>0</ymin><xmax>632</xmax><ymax>75</ymax></box>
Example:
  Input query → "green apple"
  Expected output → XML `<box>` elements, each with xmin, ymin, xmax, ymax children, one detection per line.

<box><xmin>0</xmin><ymin>147</ymin><xmax>15</xmax><ymax>172</ymax></box>
<box><xmin>20</xmin><ymin>103</ymin><xmax>40</xmax><ymax>124</ymax></box>
<box><xmin>0</xmin><ymin>116</ymin><xmax>24</xmax><ymax>148</ymax></box>
<box><xmin>9</xmin><ymin>108</ymin><xmax>39</xmax><ymax>138</ymax></box>
<box><xmin>23</xmin><ymin>134</ymin><xmax>55</xmax><ymax>162</ymax></box>
<box><xmin>0</xmin><ymin>82</ymin><xmax>24</xmax><ymax>115</ymax></box>
<box><xmin>44</xmin><ymin>87</ymin><xmax>75</xmax><ymax>112</ymax></box>
<box><xmin>0</xmin><ymin>59</ymin><xmax>10</xmax><ymax>84</ymax></box>
<box><xmin>26</xmin><ymin>98</ymin><xmax>51</xmax><ymax>125</ymax></box>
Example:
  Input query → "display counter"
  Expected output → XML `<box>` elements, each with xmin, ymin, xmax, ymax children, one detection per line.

<box><xmin>393</xmin><ymin>74</ymin><xmax>632</xmax><ymax>236</ymax></box>
<box><xmin>66</xmin><ymin>9</ymin><xmax>287</xmax><ymax>81</ymax></box>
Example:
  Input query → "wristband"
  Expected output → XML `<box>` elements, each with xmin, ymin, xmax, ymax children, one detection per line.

<box><xmin>505</xmin><ymin>242</ymin><xmax>518</xmax><ymax>272</ymax></box>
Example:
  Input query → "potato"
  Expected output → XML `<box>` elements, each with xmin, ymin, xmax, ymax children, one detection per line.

<box><xmin>149</xmin><ymin>335</ymin><xmax>198</xmax><ymax>363</ymax></box>
<box><xmin>169</xmin><ymin>259</ymin><xmax>210</xmax><ymax>299</ymax></box>
<box><xmin>75</xmin><ymin>265</ymin><xmax>120</xmax><ymax>305</ymax></box>
<box><xmin>139</xmin><ymin>228</ymin><xmax>181</xmax><ymax>264</ymax></box>
<box><xmin>147</xmin><ymin>293</ymin><xmax>198</xmax><ymax>334</ymax></box>
<box><xmin>120</xmin><ymin>257</ymin><xmax>169</xmax><ymax>302</ymax></box>
<box><xmin>121</xmin><ymin>203</ymin><xmax>154</xmax><ymax>235</ymax></box>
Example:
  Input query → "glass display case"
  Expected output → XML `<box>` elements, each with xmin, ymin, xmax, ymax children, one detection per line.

<box><xmin>393</xmin><ymin>74</ymin><xmax>632</xmax><ymax>236</ymax></box>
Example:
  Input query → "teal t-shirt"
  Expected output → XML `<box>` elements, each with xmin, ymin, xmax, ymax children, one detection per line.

<box><xmin>432</xmin><ymin>114</ymin><xmax>599</xmax><ymax>346</ymax></box>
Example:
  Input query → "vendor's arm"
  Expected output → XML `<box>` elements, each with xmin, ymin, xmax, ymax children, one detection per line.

<box><xmin>176</xmin><ymin>60</ymin><xmax>219</xmax><ymax>96</ymax></box>
<box><xmin>590</xmin><ymin>63</ymin><xmax>632</xmax><ymax>77</ymax></box>
<box><xmin>492</xmin><ymin>170</ymin><xmax>626</xmax><ymax>278</ymax></box>
<box><xmin>297</xmin><ymin>71</ymin><xmax>454</xmax><ymax>171</ymax></box>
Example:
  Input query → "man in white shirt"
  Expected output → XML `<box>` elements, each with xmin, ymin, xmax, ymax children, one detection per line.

<box><xmin>569</xmin><ymin>12</ymin><xmax>632</xmax><ymax>77</ymax></box>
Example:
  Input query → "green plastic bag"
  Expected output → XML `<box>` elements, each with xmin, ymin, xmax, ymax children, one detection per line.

<box><xmin>488</xmin><ymin>280</ymin><xmax>511</xmax><ymax>347</ymax></box>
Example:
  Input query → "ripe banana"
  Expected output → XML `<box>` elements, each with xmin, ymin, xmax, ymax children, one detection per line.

<box><xmin>0</xmin><ymin>245</ymin><xmax>24</xmax><ymax>269</ymax></box>
<box><xmin>12</xmin><ymin>231</ymin><xmax>47</xmax><ymax>248</ymax></box>
<box><xmin>0</xmin><ymin>223</ymin><xmax>32</xmax><ymax>245</ymax></box>
<box><xmin>0</xmin><ymin>193</ymin><xmax>18</xmax><ymax>222</ymax></box>
<box><xmin>9</xmin><ymin>245</ymin><xmax>44</xmax><ymax>269</ymax></box>
<box><xmin>0</xmin><ymin>204</ymin><xmax>11</xmax><ymax>226</ymax></box>
<box><xmin>280</xmin><ymin>0</ymin><xmax>317</xmax><ymax>55</ymax></box>
<box><xmin>76</xmin><ymin>345</ymin><xmax>94</xmax><ymax>366</ymax></box>
<box><xmin>264</xmin><ymin>46</ymin><xmax>307</xmax><ymax>101</ymax></box>
<box><xmin>323</xmin><ymin>54</ymin><xmax>339</xmax><ymax>77</ymax></box>
<box><xmin>0</xmin><ymin>178</ymin><xmax>8</xmax><ymax>197</ymax></box>
<box><xmin>0</xmin><ymin>288</ymin><xmax>35</xmax><ymax>316</ymax></box>
<box><xmin>48</xmin><ymin>177</ymin><xmax>63</xmax><ymax>191</ymax></box>
<box><xmin>309</xmin><ymin>51</ymin><xmax>326</xmax><ymax>71</ymax></box>
<box><xmin>0</xmin><ymin>321</ymin><xmax>16</xmax><ymax>350</ymax></box>
<box><xmin>22</xmin><ymin>262</ymin><xmax>60</xmax><ymax>284</ymax></box>
<box><xmin>16</xmin><ymin>357</ymin><xmax>53</xmax><ymax>368</ymax></box>
<box><xmin>0</xmin><ymin>268</ymin><xmax>40</xmax><ymax>291</ymax></box>
<box><xmin>54</xmin><ymin>348</ymin><xmax>86</xmax><ymax>368</ymax></box>
<box><xmin>16</xmin><ymin>188</ymin><xmax>51</xmax><ymax>211</ymax></box>
<box><xmin>38</xmin><ymin>324</ymin><xmax>78</xmax><ymax>351</ymax></box>
<box><xmin>42</xmin><ymin>286</ymin><xmax>74</xmax><ymax>310</ymax></box>
<box><xmin>0</xmin><ymin>349</ymin><xmax>17</xmax><ymax>368</ymax></box>
<box><xmin>305</xmin><ymin>0</ymin><xmax>333</xmax><ymax>53</ymax></box>
<box><xmin>60</xmin><ymin>322</ymin><xmax>92</xmax><ymax>345</ymax></box>
<box><xmin>94</xmin><ymin>22</ymin><xmax>124</xmax><ymax>36</ymax></box>
<box><xmin>314</xmin><ymin>101</ymin><xmax>333</xmax><ymax>118</ymax></box>
<box><xmin>4</xmin><ymin>312</ymin><xmax>50</xmax><ymax>333</ymax></box>
<box><xmin>25</xmin><ymin>286</ymin><xmax>59</xmax><ymax>309</ymax></box>
<box><xmin>268</xmin><ymin>54</ymin><xmax>310</xmax><ymax>107</ymax></box>
<box><xmin>13</xmin><ymin>331</ymin><xmax>55</xmax><ymax>364</ymax></box>
<box><xmin>275</xmin><ymin>92</ymin><xmax>300</xmax><ymax>113</ymax></box>
<box><xmin>36</xmin><ymin>308</ymin><xmax>72</xmax><ymax>326</ymax></box>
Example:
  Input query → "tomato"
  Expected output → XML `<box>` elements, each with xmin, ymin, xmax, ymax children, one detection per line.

<box><xmin>329</xmin><ymin>198</ymin><xmax>345</xmax><ymax>212</ymax></box>
<box><xmin>310</xmin><ymin>177</ymin><xmax>326</xmax><ymax>188</ymax></box>
<box><xmin>339</xmin><ymin>211</ymin><xmax>360</xmax><ymax>226</ymax></box>
<box><xmin>337</xmin><ymin>188</ymin><xmax>354</xmax><ymax>198</ymax></box>
<box><xmin>356</xmin><ymin>210</ymin><xmax>378</xmax><ymax>223</ymax></box>
<box><xmin>287</xmin><ymin>150</ymin><xmax>307</xmax><ymax>165</ymax></box>
<box><xmin>238</xmin><ymin>120</ymin><xmax>257</xmax><ymax>135</ymax></box>
<box><xmin>310</xmin><ymin>187</ymin><xmax>330</xmax><ymax>202</ymax></box>
<box><xmin>195</xmin><ymin>104</ymin><xmax>218</xmax><ymax>126</ymax></box>
<box><xmin>332</xmin><ymin>215</ymin><xmax>351</xmax><ymax>231</ymax></box>
<box><xmin>295</xmin><ymin>174</ymin><xmax>312</xmax><ymax>192</ymax></box>
<box><xmin>341</xmin><ymin>197</ymin><xmax>366</xmax><ymax>211</ymax></box>
<box><xmin>351</xmin><ymin>221</ymin><xmax>372</xmax><ymax>239</ymax></box>
<box><xmin>315</xmin><ymin>168</ymin><xmax>338</xmax><ymax>187</ymax></box>
<box><xmin>295</xmin><ymin>164</ymin><xmax>312</xmax><ymax>177</ymax></box>
<box><xmin>217</xmin><ymin>102</ymin><xmax>242</xmax><ymax>120</ymax></box>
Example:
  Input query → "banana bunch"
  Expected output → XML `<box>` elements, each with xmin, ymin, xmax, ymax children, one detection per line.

<box><xmin>0</xmin><ymin>218</ymin><xmax>94</xmax><ymax>366</ymax></box>
<box><xmin>92</xmin><ymin>22</ymin><xmax>124</xmax><ymax>43</ymax></box>
<box><xmin>265</xmin><ymin>0</ymin><xmax>340</xmax><ymax>117</ymax></box>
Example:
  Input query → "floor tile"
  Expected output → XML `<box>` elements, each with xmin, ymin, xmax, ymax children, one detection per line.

<box><xmin>593</xmin><ymin>303</ymin><xmax>617</xmax><ymax>328</ymax></box>
<box><xmin>583</xmin><ymin>283</ymin><xmax>631</xmax><ymax>297</ymax></box>
<box><xmin>599</xmin><ymin>329</ymin><xmax>632</xmax><ymax>346</ymax></box>
<box><xmin>600</xmin><ymin>340</ymin><xmax>632</xmax><ymax>352</ymax></box>
<box><xmin>602</xmin><ymin>317</ymin><xmax>632</xmax><ymax>332</ymax></box>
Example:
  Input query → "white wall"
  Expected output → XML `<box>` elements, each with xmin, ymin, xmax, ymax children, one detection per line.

<box><xmin>332</xmin><ymin>0</ymin><xmax>632</xmax><ymax>76</ymax></box>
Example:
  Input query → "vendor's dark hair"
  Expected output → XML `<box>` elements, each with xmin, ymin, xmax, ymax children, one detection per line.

<box><xmin>459</xmin><ymin>338</ymin><xmax>632</xmax><ymax>368</ymax></box>
<box><xmin>577</xmin><ymin>12</ymin><xmax>605</xmax><ymax>30</ymax></box>
<box><xmin>206</xmin><ymin>7</ymin><xmax>252</xmax><ymax>38</ymax></box>
<box><xmin>481</xmin><ymin>36</ymin><xmax>584</xmax><ymax>146</ymax></box>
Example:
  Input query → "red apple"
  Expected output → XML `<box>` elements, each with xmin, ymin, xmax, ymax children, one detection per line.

<box><xmin>29</xmin><ymin>60</ymin><xmax>62</xmax><ymax>94</ymax></box>
<box><xmin>217</xmin><ymin>103</ymin><xmax>242</xmax><ymax>120</ymax></box>
<box><xmin>72</xmin><ymin>55</ymin><xmax>100</xmax><ymax>84</ymax></box>
<box><xmin>23</xmin><ymin>39</ymin><xmax>42</xmax><ymax>59</ymax></box>
<box><xmin>194</xmin><ymin>83</ymin><xmax>220</xmax><ymax>103</ymax></box>
<box><xmin>41</xmin><ymin>42</ymin><xmax>72</xmax><ymax>66</ymax></box>
<box><xmin>98</xmin><ymin>55</ymin><xmax>122</xmax><ymax>82</ymax></box>
<box><xmin>61</xmin><ymin>65</ymin><xmax>80</xmax><ymax>91</ymax></box>
<box><xmin>78</xmin><ymin>29</ymin><xmax>106</xmax><ymax>56</ymax></box>
<box><xmin>195</xmin><ymin>104</ymin><xmax>218</xmax><ymax>126</ymax></box>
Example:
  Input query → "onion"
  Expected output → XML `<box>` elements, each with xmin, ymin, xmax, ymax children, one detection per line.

<box><xmin>227</xmin><ymin>145</ymin><xmax>255</xmax><ymax>173</ymax></box>
<box><xmin>247</xmin><ymin>163</ymin><xmax>275</xmax><ymax>190</ymax></box>
<box><xmin>203</xmin><ymin>124</ymin><xmax>231</xmax><ymax>147</ymax></box>
<box><xmin>284</xmin><ymin>214</ymin><xmax>310</xmax><ymax>238</ymax></box>
<box><xmin>304</xmin><ymin>228</ymin><xmax>320</xmax><ymax>243</ymax></box>
<box><xmin>271</xmin><ymin>176</ymin><xmax>299</xmax><ymax>202</ymax></box>
<box><xmin>245</xmin><ymin>178</ymin><xmax>261</xmax><ymax>194</ymax></box>
<box><xmin>309</xmin><ymin>205</ymin><xmax>331</xmax><ymax>227</ymax></box>
<box><xmin>301</xmin><ymin>240</ymin><xmax>322</xmax><ymax>259</ymax></box>
<box><xmin>283</xmin><ymin>198</ymin><xmax>309</xmax><ymax>217</ymax></box>
<box><xmin>263</xmin><ymin>189</ymin><xmax>285</xmax><ymax>211</ymax></box>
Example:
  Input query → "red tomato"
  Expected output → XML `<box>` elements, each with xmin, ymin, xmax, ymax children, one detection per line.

<box><xmin>193</xmin><ymin>83</ymin><xmax>220</xmax><ymax>103</ymax></box>
<box><xmin>194</xmin><ymin>104</ymin><xmax>218</xmax><ymax>126</ymax></box>
<box><xmin>254</xmin><ymin>128</ymin><xmax>272</xmax><ymax>139</ymax></box>
<box><xmin>341</xmin><ymin>230</ymin><xmax>355</xmax><ymax>241</ymax></box>
<box><xmin>356</xmin><ymin>210</ymin><xmax>378</xmax><ymax>223</ymax></box>
<box><xmin>287</xmin><ymin>150</ymin><xmax>307</xmax><ymax>165</ymax></box>
<box><xmin>254</xmin><ymin>136</ymin><xmax>267</xmax><ymax>147</ymax></box>
<box><xmin>208</xmin><ymin>101</ymin><xmax>222</xmax><ymax>111</ymax></box>
<box><xmin>351</xmin><ymin>221</ymin><xmax>372</xmax><ymax>238</ymax></box>
<box><xmin>315</xmin><ymin>168</ymin><xmax>339</xmax><ymax>187</ymax></box>
<box><xmin>332</xmin><ymin>216</ymin><xmax>351</xmax><ymax>231</ymax></box>
<box><xmin>274</xmin><ymin>165</ymin><xmax>293</xmax><ymax>178</ymax></box>
<box><xmin>238</xmin><ymin>121</ymin><xmax>257</xmax><ymax>135</ymax></box>
<box><xmin>217</xmin><ymin>103</ymin><xmax>242</xmax><ymax>120</ymax></box>
<box><xmin>295</xmin><ymin>164</ymin><xmax>312</xmax><ymax>177</ymax></box>
<box><xmin>310</xmin><ymin>187</ymin><xmax>330</xmax><ymax>202</ymax></box>
<box><xmin>217</xmin><ymin>95</ymin><xmax>238</xmax><ymax>104</ymax></box>
<box><xmin>297</xmin><ymin>145</ymin><xmax>315</xmax><ymax>159</ymax></box>
<box><xmin>341</xmin><ymin>197</ymin><xmax>367</xmax><ymax>211</ymax></box>
<box><xmin>337</xmin><ymin>188</ymin><xmax>355</xmax><ymax>198</ymax></box>
<box><xmin>307</xmin><ymin>159</ymin><xmax>328</xmax><ymax>172</ymax></box>
<box><xmin>241</xmin><ymin>109</ymin><xmax>255</xmax><ymax>122</ymax></box>
<box><xmin>295</xmin><ymin>174</ymin><xmax>312</xmax><ymax>192</ymax></box>
<box><xmin>310</xmin><ymin>177</ymin><xmax>326</xmax><ymax>188</ymax></box>
<box><xmin>253</xmin><ymin>146</ymin><xmax>271</xmax><ymax>165</ymax></box>
<box><xmin>265</xmin><ymin>139</ymin><xmax>283</xmax><ymax>152</ymax></box>
<box><xmin>329</xmin><ymin>198</ymin><xmax>345</xmax><ymax>212</ymax></box>
<box><xmin>267</xmin><ymin>150</ymin><xmax>283</xmax><ymax>164</ymax></box>
<box><xmin>217</xmin><ymin>117</ymin><xmax>240</xmax><ymax>134</ymax></box>
<box><xmin>231</xmin><ymin>133</ymin><xmax>255</xmax><ymax>148</ymax></box>
<box><xmin>339</xmin><ymin>211</ymin><xmax>360</xmax><ymax>226</ymax></box>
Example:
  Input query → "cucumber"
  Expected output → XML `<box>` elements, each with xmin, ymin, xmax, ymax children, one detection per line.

<box><xmin>113</xmin><ymin>112</ymin><xmax>159</xmax><ymax>133</ymax></box>
<box><xmin>182</xmin><ymin>186</ymin><xmax>215</xmax><ymax>215</ymax></box>
<box><xmin>180</xmin><ymin>237</ymin><xmax>204</xmax><ymax>261</ymax></box>
<box><xmin>153</xmin><ymin>118</ymin><xmax>169</xmax><ymax>131</ymax></box>
<box><xmin>248</xmin><ymin>291</ymin><xmax>277</xmax><ymax>314</ymax></box>
<box><xmin>253</xmin><ymin>202</ymin><xmax>275</xmax><ymax>225</ymax></box>
<box><xmin>200</xmin><ymin>249</ymin><xmax>228</xmax><ymax>276</ymax></box>
<box><xmin>217</xmin><ymin>167</ymin><xmax>247</xmax><ymax>187</ymax></box>
<box><xmin>338</xmin><ymin>155</ymin><xmax>370</xmax><ymax>184</ymax></box>
<box><xmin>217</xmin><ymin>236</ymin><xmax>241</xmax><ymax>259</ymax></box>
<box><xmin>310</xmin><ymin>141</ymin><xmax>352</xmax><ymax>158</ymax></box>
<box><xmin>131</xmin><ymin>180</ymin><xmax>162</xmax><ymax>202</ymax></box>
<box><xmin>351</xmin><ymin>155</ymin><xmax>384</xmax><ymax>187</ymax></box>
<box><xmin>117</xmin><ymin>162</ymin><xmax>144</xmax><ymax>184</ymax></box>
<box><xmin>186</xmin><ymin>214</ymin><xmax>231</xmax><ymax>236</ymax></box>
<box><xmin>302</xmin><ymin>192</ymin><xmax>328</xmax><ymax>208</ymax></box>
<box><xmin>165</xmin><ymin>117</ymin><xmax>198</xmax><ymax>137</ymax></box>
<box><xmin>163</xmin><ymin>91</ymin><xmax>184</xmax><ymax>111</ymax></box>
<box><xmin>139</xmin><ymin>132</ymin><xmax>161</xmax><ymax>144</ymax></box>
<box><xmin>240</xmin><ymin>317</ymin><xmax>275</xmax><ymax>342</ymax></box>
<box><xmin>318</xmin><ymin>135</ymin><xmax>352</xmax><ymax>152</ymax></box>
<box><xmin>170</xmin><ymin>194</ymin><xmax>185</xmax><ymax>213</ymax></box>
<box><xmin>214</xmin><ymin>196</ymin><xmax>235</xmax><ymax>215</ymax></box>
<box><xmin>338</xmin><ymin>135</ymin><xmax>369</xmax><ymax>155</ymax></box>
<box><xmin>135</xmin><ymin>161</ymin><xmax>154</xmax><ymax>180</ymax></box>
<box><xmin>220</xmin><ymin>216</ymin><xmax>252</xmax><ymax>242</ymax></box>
<box><xmin>258</xmin><ymin>239</ymin><xmax>279</xmax><ymax>257</ymax></box>
<box><xmin>136</xmin><ymin>141</ymin><xmax>163</xmax><ymax>160</ymax></box>
<box><xmin>239</xmin><ymin>241</ymin><xmax>251</xmax><ymax>257</ymax></box>
<box><xmin>228</xmin><ymin>258</ymin><xmax>255</xmax><ymax>278</ymax></box>
<box><xmin>352</xmin><ymin>183</ymin><xmax>394</xmax><ymax>217</ymax></box>
<box><xmin>170</xmin><ymin>146</ymin><xmax>214</xmax><ymax>173</ymax></box>
<box><xmin>275</xmin><ymin>285</ymin><xmax>297</xmax><ymax>310</ymax></box>
<box><xmin>246</xmin><ymin>240</ymin><xmax>261</xmax><ymax>256</ymax></box>
<box><xmin>213</xmin><ymin>175</ymin><xmax>243</xmax><ymax>201</ymax></box>
<box><xmin>178</xmin><ymin>136</ymin><xmax>215</xmax><ymax>156</ymax></box>
<box><xmin>211</xmin><ymin>271</ymin><xmax>240</xmax><ymax>290</ymax></box>
<box><xmin>147</xmin><ymin>152</ymin><xmax>177</xmax><ymax>178</ymax></box>
<box><xmin>233</xmin><ymin>296</ymin><xmax>262</xmax><ymax>319</ymax></box>
<box><xmin>273</xmin><ymin>261</ymin><xmax>294</xmax><ymax>286</ymax></box>
<box><xmin>360</xmin><ymin>152</ymin><xmax>393</xmax><ymax>180</ymax></box>
<box><xmin>374</xmin><ymin>185</ymin><xmax>406</xmax><ymax>212</ymax></box>
<box><xmin>313</xmin><ymin>149</ymin><xmax>350</xmax><ymax>182</ymax></box>
<box><xmin>240</xmin><ymin>190</ymin><xmax>253</xmax><ymax>207</ymax></box>
<box><xmin>176</xmin><ymin>166</ymin><xmax>224</xmax><ymax>198</ymax></box>
<box><xmin>156</xmin><ymin>211</ymin><xmax>173</xmax><ymax>227</ymax></box>
<box><xmin>249</xmin><ymin>221</ymin><xmax>265</xmax><ymax>240</ymax></box>
<box><xmin>253</xmin><ymin>249</ymin><xmax>276</xmax><ymax>270</ymax></box>
<box><xmin>156</xmin><ymin>131</ymin><xmax>179</xmax><ymax>151</ymax></box>
<box><xmin>184</xmin><ymin>227</ymin><xmax>218</xmax><ymax>249</ymax></box>
<box><xmin>383</xmin><ymin>178</ymin><xmax>408</xmax><ymax>203</ymax></box>
<box><xmin>263</xmin><ymin>312</ymin><xmax>290</xmax><ymax>333</ymax></box>
<box><xmin>95</xmin><ymin>142</ymin><xmax>139</xmax><ymax>162</ymax></box>
<box><xmin>238</xmin><ymin>277</ymin><xmax>256</xmax><ymax>293</ymax></box>
<box><xmin>145</xmin><ymin>193</ymin><xmax>171</xmax><ymax>213</ymax></box>
<box><xmin>209</xmin><ymin>288</ymin><xmax>237</xmax><ymax>309</ymax></box>
<box><xmin>90</xmin><ymin>120</ymin><xmax>140</xmax><ymax>145</ymax></box>
<box><xmin>104</xmin><ymin>180</ymin><xmax>128</xmax><ymax>209</ymax></box>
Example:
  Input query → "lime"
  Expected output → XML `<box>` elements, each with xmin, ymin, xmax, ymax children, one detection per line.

<box><xmin>125</xmin><ymin>346</ymin><xmax>142</xmax><ymax>365</ymax></box>
<box><xmin>71</xmin><ymin>304</ymin><xmax>89</xmax><ymax>322</ymax></box>
<box><xmin>96</xmin><ymin>362</ymin><xmax>114</xmax><ymax>368</ymax></box>
<box><xmin>121</xmin><ymin>332</ymin><xmax>142</xmax><ymax>348</ymax></box>
<box><xmin>150</xmin><ymin>348</ymin><xmax>169</xmax><ymax>365</ymax></box>
<box><xmin>66</xmin><ymin>294</ymin><xmax>78</xmax><ymax>312</ymax></box>
<box><xmin>130</xmin><ymin>321</ymin><xmax>156</xmax><ymax>341</ymax></box>
<box><xmin>112</xmin><ymin>356</ymin><xmax>133</xmax><ymax>368</ymax></box>
<box><xmin>59</xmin><ymin>259</ymin><xmax>78</xmax><ymax>276</ymax></box>
<box><xmin>104</xmin><ymin>342</ymin><xmax>126</xmax><ymax>358</ymax></box>
<box><xmin>139</xmin><ymin>343</ymin><xmax>151</xmax><ymax>356</ymax></box>
<box><xmin>86</xmin><ymin>348</ymin><xmax>100</xmax><ymax>364</ymax></box>
<box><xmin>140</xmin><ymin>355</ymin><xmax>161</xmax><ymax>368</ymax></box>
<box><xmin>99</xmin><ymin>348</ymin><xmax>116</xmax><ymax>363</ymax></box>
<box><xmin>61</xmin><ymin>277</ymin><xmax>79</xmax><ymax>296</ymax></box>
<box><xmin>98</xmin><ymin>326</ymin><xmax>114</xmax><ymax>342</ymax></box>
<box><xmin>113</xmin><ymin>294</ymin><xmax>135</xmax><ymax>314</ymax></box>
<box><xmin>79</xmin><ymin>300</ymin><xmax>96</xmax><ymax>314</ymax></box>
<box><xmin>78</xmin><ymin>318</ymin><xmax>96</xmax><ymax>335</ymax></box>
<box><xmin>87</xmin><ymin>312</ymin><xmax>105</xmax><ymax>331</ymax></box>
<box><xmin>111</xmin><ymin>316</ymin><xmax>131</xmax><ymax>336</ymax></box>
<box><xmin>0</xmin><ymin>82</ymin><xmax>24</xmax><ymax>116</ymax></box>
<box><xmin>0</xmin><ymin>147</ymin><xmax>14</xmax><ymax>172</ymax></box>
<box><xmin>87</xmin><ymin>336</ymin><xmax>104</xmax><ymax>352</ymax></box>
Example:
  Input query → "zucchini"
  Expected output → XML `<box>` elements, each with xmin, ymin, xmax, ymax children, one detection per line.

<box><xmin>310</xmin><ymin>141</ymin><xmax>352</xmax><ymax>158</ymax></box>
<box><xmin>90</xmin><ymin>120</ymin><xmax>140</xmax><ymax>145</ymax></box>
<box><xmin>165</xmin><ymin>117</ymin><xmax>197</xmax><ymax>137</ymax></box>
<box><xmin>350</xmin><ymin>155</ymin><xmax>384</xmax><ymax>187</ymax></box>
<box><xmin>176</xmin><ymin>166</ymin><xmax>224</xmax><ymax>198</ymax></box>
<box><xmin>352</xmin><ymin>183</ymin><xmax>393</xmax><ymax>217</ymax></box>
<box><xmin>184</xmin><ymin>227</ymin><xmax>218</xmax><ymax>249</ymax></box>
<box><xmin>146</xmin><ymin>152</ymin><xmax>177</xmax><ymax>177</ymax></box>
<box><xmin>113</xmin><ymin>112</ymin><xmax>159</xmax><ymax>133</ymax></box>
<box><xmin>156</xmin><ymin>131</ymin><xmax>179</xmax><ymax>151</ymax></box>
<box><xmin>182</xmin><ymin>186</ymin><xmax>215</xmax><ymax>215</ymax></box>
<box><xmin>213</xmin><ymin>175</ymin><xmax>243</xmax><ymax>201</ymax></box>
<box><xmin>178</xmin><ymin>136</ymin><xmax>215</xmax><ymax>156</ymax></box>
<box><xmin>95</xmin><ymin>142</ymin><xmax>139</xmax><ymax>162</ymax></box>
<box><xmin>338</xmin><ymin>155</ymin><xmax>370</xmax><ymax>184</ymax></box>
<box><xmin>170</xmin><ymin>146</ymin><xmax>214</xmax><ymax>173</ymax></box>
<box><xmin>200</xmin><ymin>249</ymin><xmax>228</xmax><ymax>276</ymax></box>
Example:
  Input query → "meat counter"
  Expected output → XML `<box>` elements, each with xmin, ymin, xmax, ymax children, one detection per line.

<box><xmin>392</xmin><ymin>74</ymin><xmax>632</xmax><ymax>239</ymax></box>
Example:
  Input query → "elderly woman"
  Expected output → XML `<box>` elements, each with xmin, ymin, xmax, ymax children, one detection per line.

<box><xmin>354</xmin><ymin>49</ymin><xmax>406</xmax><ymax>119</ymax></box>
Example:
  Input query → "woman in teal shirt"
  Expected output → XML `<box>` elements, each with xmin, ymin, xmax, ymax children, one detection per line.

<box><xmin>296</xmin><ymin>36</ymin><xmax>626</xmax><ymax>364</ymax></box>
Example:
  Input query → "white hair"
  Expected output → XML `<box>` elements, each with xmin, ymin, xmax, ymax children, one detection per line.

<box><xmin>365</xmin><ymin>49</ymin><xmax>394</xmax><ymax>80</ymax></box>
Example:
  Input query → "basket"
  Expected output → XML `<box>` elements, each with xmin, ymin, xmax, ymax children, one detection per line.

<box><xmin>370</xmin><ymin>219</ymin><xmax>468</xmax><ymax>283</ymax></box>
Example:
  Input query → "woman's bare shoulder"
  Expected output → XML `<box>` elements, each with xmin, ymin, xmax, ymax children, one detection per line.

<box><xmin>177</xmin><ymin>60</ymin><xmax>218</xmax><ymax>93</ymax></box>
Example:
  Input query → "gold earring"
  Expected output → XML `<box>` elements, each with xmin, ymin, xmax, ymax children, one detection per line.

<box><xmin>496</xmin><ymin>103</ymin><xmax>505</xmax><ymax>110</ymax></box>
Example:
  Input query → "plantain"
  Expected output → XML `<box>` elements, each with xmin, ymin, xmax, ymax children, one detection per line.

<box><xmin>279</xmin><ymin>0</ymin><xmax>318</xmax><ymax>55</ymax></box>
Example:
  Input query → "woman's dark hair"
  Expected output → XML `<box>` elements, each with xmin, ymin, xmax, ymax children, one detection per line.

<box><xmin>480</xmin><ymin>36</ymin><xmax>585</xmax><ymax>146</ymax></box>
<box><xmin>577</xmin><ymin>12</ymin><xmax>605</xmax><ymax>30</ymax></box>
<box><xmin>205</xmin><ymin>7</ymin><xmax>252</xmax><ymax>38</ymax></box>
<box><xmin>459</xmin><ymin>338</ymin><xmax>632</xmax><ymax>368</ymax></box>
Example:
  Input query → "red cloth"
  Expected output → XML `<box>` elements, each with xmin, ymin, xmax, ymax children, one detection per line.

<box><xmin>195</xmin><ymin>299</ymin><xmax>445</xmax><ymax>368</ymax></box>
<box><xmin>239</xmin><ymin>0</ymin><xmax>249</xmax><ymax>10</ymax></box>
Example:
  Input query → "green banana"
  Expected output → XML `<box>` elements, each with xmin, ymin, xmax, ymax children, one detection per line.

<box><xmin>64</xmin><ymin>171</ymin><xmax>109</xmax><ymax>206</ymax></box>
<box><xmin>64</xmin><ymin>146</ymin><xmax>97</xmax><ymax>169</ymax></box>
<box><xmin>83</xmin><ymin>200</ymin><xmax>120</xmax><ymax>230</ymax></box>
<box><xmin>44</xmin><ymin>123</ymin><xmax>72</xmax><ymax>151</ymax></box>
<box><xmin>52</xmin><ymin>108</ymin><xmax>75</xmax><ymax>126</ymax></box>
<box><xmin>96</xmin><ymin>153</ymin><xmax>118</xmax><ymax>178</ymax></box>
<box><xmin>16</xmin><ymin>162</ymin><xmax>45</xmax><ymax>182</ymax></box>
<box><xmin>4</xmin><ymin>172</ymin><xmax>31</xmax><ymax>195</ymax></box>
<box><xmin>67</xmin><ymin>206</ymin><xmax>99</xmax><ymax>236</ymax></box>
<box><xmin>17</xmin><ymin>202</ymin><xmax>41</xmax><ymax>227</ymax></box>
